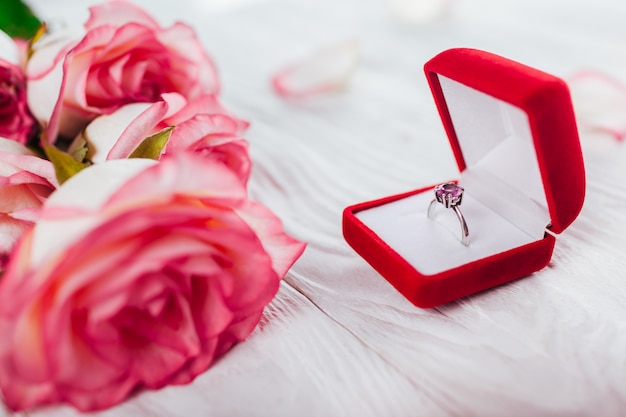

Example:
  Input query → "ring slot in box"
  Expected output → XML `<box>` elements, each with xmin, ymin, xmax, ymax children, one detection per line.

<box><xmin>342</xmin><ymin>48</ymin><xmax>585</xmax><ymax>308</ymax></box>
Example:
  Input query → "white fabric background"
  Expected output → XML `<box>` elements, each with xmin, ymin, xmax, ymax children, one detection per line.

<box><xmin>13</xmin><ymin>0</ymin><xmax>626</xmax><ymax>416</ymax></box>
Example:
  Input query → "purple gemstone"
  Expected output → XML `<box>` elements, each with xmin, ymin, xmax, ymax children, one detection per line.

<box><xmin>434</xmin><ymin>182</ymin><xmax>463</xmax><ymax>207</ymax></box>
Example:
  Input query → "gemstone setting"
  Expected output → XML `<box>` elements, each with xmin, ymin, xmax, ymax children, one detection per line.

<box><xmin>434</xmin><ymin>182</ymin><xmax>464</xmax><ymax>208</ymax></box>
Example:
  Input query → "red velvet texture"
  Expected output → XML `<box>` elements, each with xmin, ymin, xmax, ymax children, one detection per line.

<box><xmin>343</xmin><ymin>187</ymin><xmax>556</xmax><ymax>308</ymax></box>
<box><xmin>342</xmin><ymin>48</ymin><xmax>585</xmax><ymax>308</ymax></box>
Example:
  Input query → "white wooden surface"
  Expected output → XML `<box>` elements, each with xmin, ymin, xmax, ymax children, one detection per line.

<box><xmin>13</xmin><ymin>0</ymin><xmax>626</xmax><ymax>416</ymax></box>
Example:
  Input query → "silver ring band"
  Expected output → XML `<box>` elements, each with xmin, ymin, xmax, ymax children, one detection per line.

<box><xmin>427</xmin><ymin>182</ymin><xmax>470</xmax><ymax>246</ymax></box>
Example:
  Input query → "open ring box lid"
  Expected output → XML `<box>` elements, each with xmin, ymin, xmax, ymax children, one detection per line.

<box><xmin>342</xmin><ymin>48</ymin><xmax>585</xmax><ymax>308</ymax></box>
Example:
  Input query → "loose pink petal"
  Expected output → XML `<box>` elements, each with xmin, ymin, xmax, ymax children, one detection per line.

<box><xmin>272</xmin><ymin>40</ymin><xmax>360</xmax><ymax>99</ymax></box>
<box><xmin>568</xmin><ymin>70</ymin><xmax>626</xmax><ymax>141</ymax></box>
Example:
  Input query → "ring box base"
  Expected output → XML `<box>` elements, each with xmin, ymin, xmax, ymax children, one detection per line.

<box><xmin>342</xmin><ymin>48</ymin><xmax>584</xmax><ymax>308</ymax></box>
<box><xmin>343</xmin><ymin>186</ymin><xmax>555</xmax><ymax>308</ymax></box>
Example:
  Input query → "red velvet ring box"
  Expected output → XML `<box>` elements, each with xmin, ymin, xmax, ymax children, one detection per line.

<box><xmin>342</xmin><ymin>48</ymin><xmax>585</xmax><ymax>308</ymax></box>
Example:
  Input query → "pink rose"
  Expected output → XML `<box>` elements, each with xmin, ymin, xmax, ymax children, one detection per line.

<box><xmin>0</xmin><ymin>31</ymin><xmax>36</xmax><ymax>144</ymax></box>
<box><xmin>27</xmin><ymin>0</ymin><xmax>219</xmax><ymax>141</ymax></box>
<box><xmin>0</xmin><ymin>137</ymin><xmax>57</xmax><ymax>265</ymax></box>
<box><xmin>0</xmin><ymin>153</ymin><xmax>304</xmax><ymax>411</ymax></box>
<box><xmin>78</xmin><ymin>92</ymin><xmax>251</xmax><ymax>183</ymax></box>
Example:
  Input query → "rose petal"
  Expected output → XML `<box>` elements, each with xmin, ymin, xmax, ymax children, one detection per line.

<box><xmin>106</xmin><ymin>94</ymin><xmax>184</xmax><ymax>160</ymax></box>
<box><xmin>164</xmin><ymin>94</ymin><xmax>249</xmax><ymax>134</ymax></box>
<box><xmin>0</xmin><ymin>214</ymin><xmax>34</xmax><ymax>253</ymax></box>
<box><xmin>85</xmin><ymin>0</ymin><xmax>160</xmax><ymax>30</ymax></box>
<box><xmin>235</xmin><ymin>201</ymin><xmax>305</xmax><ymax>278</ymax></box>
<box><xmin>0</xmin><ymin>62</ymin><xmax>36</xmax><ymax>145</ymax></box>
<box><xmin>0</xmin><ymin>151</ymin><xmax>304</xmax><ymax>411</ymax></box>
<box><xmin>0</xmin><ymin>155</ymin><xmax>56</xmax><ymax>187</ymax></box>
<box><xmin>163</xmin><ymin>115</ymin><xmax>251</xmax><ymax>183</ymax></box>
<box><xmin>27</xmin><ymin>30</ymin><xmax>82</xmax><ymax>135</ymax></box>
<box><xmin>0</xmin><ymin>182</ymin><xmax>45</xmax><ymax>213</ymax></box>
<box><xmin>9</xmin><ymin>207</ymin><xmax>42</xmax><ymax>222</ymax></box>
<box><xmin>0</xmin><ymin>139</ymin><xmax>55</xmax><ymax>260</ymax></box>
<box><xmin>155</xmin><ymin>22</ymin><xmax>220</xmax><ymax>96</ymax></box>
<box><xmin>27</xmin><ymin>29</ymin><xmax>83</xmax><ymax>80</ymax></box>
<box><xmin>80</xmin><ymin>102</ymin><xmax>152</xmax><ymax>163</ymax></box>
<box><xmin>12</xmin><ymin>304</ymin><xmax>49</xmax><ymax>382</ymax></box>
<box><xmin>85</xmin><ymin>92</ymin><xmax>243</xmax><ymax>163</ymax></box>
<box><xmin>13</xmin><ymin>39</ymin><xmax>29</xmax><ymax>68</ymax></box>
<box><xmin>272</xmin><ymin>40</ymin><xmax>360</xmax><ymax>99</ymax></box>
<box><xmin>31</xmin><ymin>155</ymin><xmax>246</xmax><ymax>268</ymax></box>
<box><xmin>31</xmin><ymin>1</ymin><xmax>220</xmax><ymax>143</ymax></box>
<box><xmin>568</xmin><ymin>70</ymin><xmax>626</xmax><ymax>140</ymax></box>
<box><xmin>0</xmin><ymin>137</ymin><xmax>32</xmax><ymax>155</ymax></box>
<box><xmin>60</xmin><ymin>26</ymin><xmax>118</xmax><ymax>111</ymax></box>
<box><xmin>0</xmin><ymin>137</ymin><xmax>57</xmax><ymax>186</ymax></box>
<box><xmin>106</xmin><ymin>153</ymin><xmax>246</xmax><ymax>208</ymax></box>
<box><xmin>31</xmin><ymin>159</ymin><xmax>156</xmax><ymax>267</ymax></box>
<box><xmin>0</xmin><ymin>30</ymin><xmax>19</xmax><ymax>66</ymax></box>
<box><xmin>165</xmin><ymin>114</ymin><xmax>241</xmax><ymax>152</ymax></box>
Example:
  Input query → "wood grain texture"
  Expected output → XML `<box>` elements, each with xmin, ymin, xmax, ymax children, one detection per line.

<box><xmin>17</xmin><ymin>0</ymin><xmax>626</xmax><ymax>416</ymax></box>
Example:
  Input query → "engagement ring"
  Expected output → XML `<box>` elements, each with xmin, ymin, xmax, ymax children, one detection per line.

<box><xmin>427</xmin><ymin>182</ymin><xmax>470</xmax><ymax>246</ymax></box>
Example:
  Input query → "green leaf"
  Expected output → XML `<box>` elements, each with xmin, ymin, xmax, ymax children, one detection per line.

<box><xmin>44</xmin><ymin>145</ymin><xmax>89</xmax><ymax>185</ymax></box>
<box><xmin>129</xmin><ymin>126</ymin><xmax>174</xmax><ymax>160</ymax></box>
<box><xmin>0</xmin><ymin>0</ymin><xmax>42</xmax><ymax>39</ymax></box>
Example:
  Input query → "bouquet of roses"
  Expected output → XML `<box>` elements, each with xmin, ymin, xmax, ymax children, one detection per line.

<box><xmin>0</xmin><ymin>0</ymin><xmax>305</xmax><ymax>412</ymax></box>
